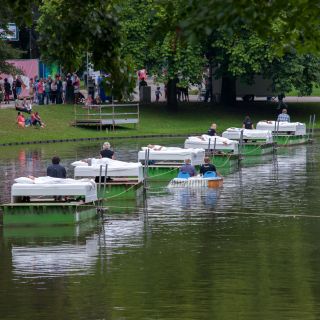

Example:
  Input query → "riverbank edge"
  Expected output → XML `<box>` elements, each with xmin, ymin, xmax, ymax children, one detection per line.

<box><xmin>1</xmin><ymin>129</ymin><xmax>318</xmax><ymax>147</ymax></box>
<box><xmin>0</xmin><ymin>133</ymin><xmax>204</xmax><ymax>147</ymax></box>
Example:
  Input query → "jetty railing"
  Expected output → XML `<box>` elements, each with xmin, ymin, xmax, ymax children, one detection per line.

<box><xmin>74</xmin><ymin>103</ymin><xmax>140</xmax><ymax>131</ymax></box>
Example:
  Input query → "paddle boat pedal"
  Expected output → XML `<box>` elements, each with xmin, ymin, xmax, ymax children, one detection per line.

<box><xmin>168</xmin><ymin>171</ymin><xmax>223</xmax><ymax>188</ymax></box>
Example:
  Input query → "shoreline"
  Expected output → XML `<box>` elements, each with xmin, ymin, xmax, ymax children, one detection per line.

<box><xmin>0</xmin><ymin>133</ymin><xmax>203</xmax><ymax>147</ymax></box>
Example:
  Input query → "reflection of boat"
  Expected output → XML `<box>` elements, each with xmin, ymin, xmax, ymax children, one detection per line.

<box><xmin>256</xmin><ymin>121</ymin><xmax>309</xmax><ymax>145</ymax></box>
<box><xmin>11</xmin><ymin>237</ymin><xmax>98</xmax><ymax>278</ymax></box>
<box><xmin>73</xmin><ymin>158</ymin><xmax>144</xmax><ymax>200</ymax></box>
<box><xmin>138</xmin><ymin>146</ymin><xmax>205</xmax><ymax>181</ymax></box>
<box><xmin>3</xmin><ymin>219</ymin><xmax>99</xmax><ymax>241</ymax></box>
<box><xmin>222</xmin><ymin>128</ymin><xmax>276</xmax><ymax>156</ymax></box>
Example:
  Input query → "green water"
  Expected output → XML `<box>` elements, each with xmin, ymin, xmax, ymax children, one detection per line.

<box><xmin>0</xmin><ymin>139</ymin><xmax>319</xmax><ymax>319</ymax></box>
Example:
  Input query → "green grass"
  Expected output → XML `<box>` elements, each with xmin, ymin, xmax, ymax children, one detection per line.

<box><xmin>287</xmin><ymin>84</ymin><xmax>320</xmax><ymax>96</ymax></box>
<box><xmin>0</xmin><ymin>101</ymin><xmax>319</xmax><ymax>144</ymax></box>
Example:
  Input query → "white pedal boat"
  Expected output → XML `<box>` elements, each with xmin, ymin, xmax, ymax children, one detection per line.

<box><xmin>168</xmin><ymin>172</ymin><xmax>223</xmax><ymax>188</ymax></box>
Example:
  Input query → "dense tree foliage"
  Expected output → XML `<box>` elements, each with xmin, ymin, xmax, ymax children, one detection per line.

<box><xmin>0</xmin><ymin>0</ymin><xmax>37</xmax><ymax>73</ymax></box>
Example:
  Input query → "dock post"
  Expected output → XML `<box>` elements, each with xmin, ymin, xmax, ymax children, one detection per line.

<box><xmin>104</xmin><ymin>164</ymin><xmax>108</xmax><ymax>194</ymax></box>
<box><xmin>143</xmin><ymin>149</ymin><xmax>150</xmax><ymax>195</ymax></box>
<box><xmin>239</xmin><ymin>130</ymin><xmax>244</xmax><ymax>163</ymax></box>
<box><xmin>312</xmin><ymin>114</ymin><xmax>316</xmax><ymax>138</ymax></box>
<box><xmin>308</xmin><ymin>115</ymin><xmax>312</xmax><ymax>140</ymax></box>
<box><xmin>99</xmin><ymin>165</ymin><xmax>103</xmax><ymax>193</ymax></box>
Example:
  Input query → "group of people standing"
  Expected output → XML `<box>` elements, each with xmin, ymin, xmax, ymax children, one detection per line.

<box><xmin>29</xmin><ymin>73</ymin><xmax>81</xmax><ymax>105</ymax></box>
<box><xmin>0</xmin><ymin>73</ymin><xmax>83</xmax><ymax>106</ymax></box>
<box><xmin>0</xmin><ymin>76</ymin><xmax>24</xmax><ymax>104</ymax></box>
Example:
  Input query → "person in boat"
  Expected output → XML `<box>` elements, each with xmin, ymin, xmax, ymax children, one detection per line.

<box><xmin>100</xmin><ymin>141</ymin><xmax>115</xmax><ymax>159</ymax></box>
<box><xmin>200</xmin><ymin>157</ymin><xmax>217</xmax><ymax>176</ymax></box>
<box><xmin>242</xmin><ymin>116</ymin><xmax>254</xmax><ymax>129</ymax></box>
<box><xmin>277</xmin><ymin>108</ymin><xmax>290</xmax><ymax>122</ymax></box>
<box><xmin>207</xmin><ymin>123</ymin><xmax>217</xmax><ymax>136</ymax></box>
<box><xmin>47</xmin><ymin>156</ymin><xmax>67</xmax><ymax>178</ymax></box>
<box><xmin>179</xmin><ymin>158</ymin><xmax>197</xmax><ymax>177</ymax></box>
<box><xmin>47</xmin><ymin>156</ymin><xmax>67</xmax><ymax>201</ymax></box>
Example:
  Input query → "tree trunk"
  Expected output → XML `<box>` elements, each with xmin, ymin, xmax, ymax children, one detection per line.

<box><xmin>221</xmin><ymin>75</ymin><xmax>236</xmax><ymax>105</ymax></box>
<box><xmin>166</xmin><ymin>78</ymin><xmax>178</xmax><ymax>111</ymax></box>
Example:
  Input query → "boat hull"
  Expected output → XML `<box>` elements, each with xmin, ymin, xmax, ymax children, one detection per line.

<box><xmin>241</xmin><ymin>142</ymin><xmax>276</xmax><ymax>156</ymax></box>
<box><xmin>274</xmin><ymin>134</ymin><xmax>309</xmax><ymax>146</ymax></box>
<box><xmin>1</xmin><ymin>203</ymin><xmax>98</xmax><ymax>227</ymax></box>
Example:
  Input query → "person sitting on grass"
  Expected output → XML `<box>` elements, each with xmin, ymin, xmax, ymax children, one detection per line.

<box><xmin>31</xmin><ymin>111</ymin><xmax>45</xmax><ymax>128</ymax></box>
<box><xmin>16</xmin><ymin>112</ymin><xmax>25</xmax><ymax>128</ymax></box>
<box><xmin>179</xmin><ymin>158</ymin><xmax>197</xmax><ymax>177</ymax></box>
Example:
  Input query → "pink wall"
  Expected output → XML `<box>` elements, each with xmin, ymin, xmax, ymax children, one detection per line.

<box><xmin>1</xmin><ymin>59</ymin><xmax>39</xmax><ymax>97</ymax></box>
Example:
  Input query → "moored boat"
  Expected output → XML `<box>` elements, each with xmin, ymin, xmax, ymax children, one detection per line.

<box><xmin>73</xmin><ymin>158</ymin><xmax>144</xmax><ymax>200</ymax></box>
<box><xmin>2</xmin><ymin>176</ymin><xmax>99</xmax><ymax>226</ymax></box>
<box><xmin>222</xmin><ymin>127</ymin><xmax>276</xmax><ymax>156</ymax></box>
<box><xmin>138</xmin><ymin>146</ymin><xmax>205</xmax><ymax>181</ymax></box>
<box><xmin>184</xmin><ymin>135</ymin><xmax>240</xmax><ymax>170</ymax></box>
<box><xmin>256</xmin><ymin>121</ymin><xmax>309</xmax><ymax>146</ymax></box>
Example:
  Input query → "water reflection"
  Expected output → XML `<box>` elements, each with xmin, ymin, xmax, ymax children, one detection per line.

<box><xmin>11</xmin><ymin>238</ymin><xmax>98</xmax><ymax>278</ymax></box>
<box><xmin>1</xmin><ymin>139</ymin><xmax>320</xmax><ymax>320</ymax></box>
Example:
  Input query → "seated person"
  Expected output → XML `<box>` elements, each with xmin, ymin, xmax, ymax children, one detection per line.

<box><xmin>200</xmin><ymin>157</ymin><xmax>217</xmax><ymax>176</ymax></box>
<box><xmin>207</xmin><ymin>123</ymin><xmax>217</xmax><ymax>136</ymax></box>
<box><xmin>16</xmin><ymin>112</ymin><xmax>25</xmax><ymax>128</ymax></box>
<box><xmin>93</xmin><ymin>95</ymin><xmax>102</xmax><ymax>105</ymax></box>
<box><xmin>100</xmin><ymin>141</ymin><xmax>115</xmax><ymax>159</ymax></box>
<box><xmin>277</xmin><ymin>108</ymin><xmax>290</xmax><ymax>122</ymax></box>
<box><xmin>84</xmin><ymin>95</ymin><xmax>93</xmax><ymax>108</ymax></box>
<box><xmin>47</xmin><ymin>156</ymin><xmax>67</xmax><ymax>201</ymax></box>
<box><xmin>242</xmin><ymin>116</ymin><xmax>254</xmax><ymax>129</ymax></box>
<box><xmin>31</xmin><ymin>111</ymin><xmax>45</xmax><ymax>128</ymax></box>
<box><xmin>15</xmin><ymin>98</ymin><xmax>32</xmax><ymax>114</ymax></box>
<box><xmin>179</xmin><ymin>158</ymin><xmax>196</xmax><ymax>177</ymax></box>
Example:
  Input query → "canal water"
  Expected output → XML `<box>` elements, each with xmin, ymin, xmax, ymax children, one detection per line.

<box><xmin>1</xmin><ymin>138</ymin><xmax>320</xmax><ymax>319</ymax></box>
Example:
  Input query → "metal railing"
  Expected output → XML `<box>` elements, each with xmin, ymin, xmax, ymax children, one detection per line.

<box><xmin>74</xmin><ymin>103</ymin><xmax>140</xmax><ymax>131</ymax></box>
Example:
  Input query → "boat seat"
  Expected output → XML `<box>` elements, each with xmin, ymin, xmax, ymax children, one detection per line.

<box><xmin>203</xmin><ymin>171</ymin><xmax>217</xmax><ymax>178</ymax></box>
<box><xmin>177</xmin><ymin>172</ymin><xmax>190</xmax><ymax>179</ymax></box>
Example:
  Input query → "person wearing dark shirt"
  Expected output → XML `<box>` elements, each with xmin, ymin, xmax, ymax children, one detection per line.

<box><xmin>207</xmin><ymin>123</ymin><xmax>217</xmax><ymax>136</ymax></box>
<box><xmin>47</xmin><ymin>156</ymin><xmax>67</xmax><ymax>178</ymax></box>
<box><xmin>243</xmin><ymin>116</ymin><xmax>254</xmax><ymax>129</ymax></box>
<box><xmin>179</xmin><ymin>159</ymin><xmax>197</xmax><ymax>177</ymax></box>
<box><xmin>200</xmin><ymin>157</ymin><xmax>217</xmax><ymax>175</ymax></box>
<box><xmin>99</xmin><ymin>141</ymin><xmax>115</xmax><ymax>159</ymax></box>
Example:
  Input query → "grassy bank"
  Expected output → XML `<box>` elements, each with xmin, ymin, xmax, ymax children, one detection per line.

<box><xmin>0</xmin><ymin>101</ymin><xmax>319</xmax><ymax>145</ymax></box>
